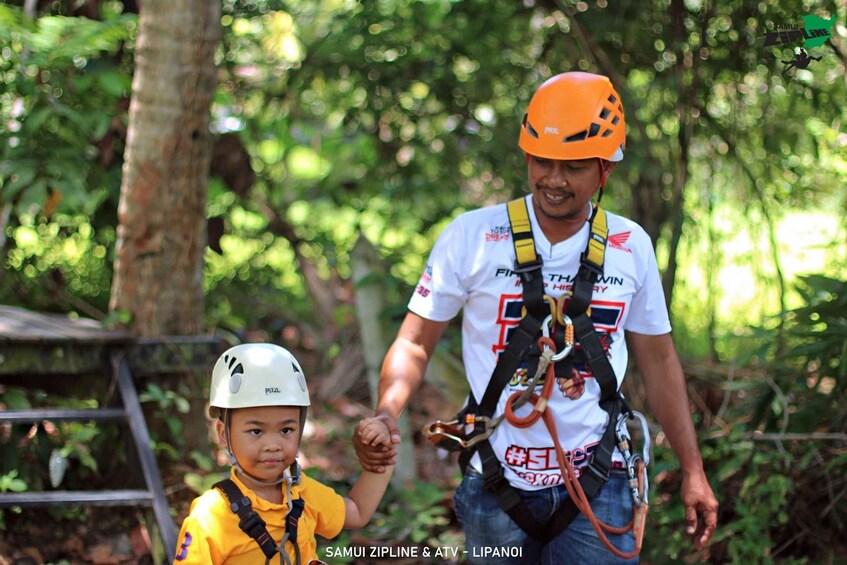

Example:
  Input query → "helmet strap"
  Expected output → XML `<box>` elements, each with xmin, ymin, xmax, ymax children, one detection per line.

<box><xmin>596</xmin><ymin>158</ymin><xmax>616</xmax><ymax>203</ymax></box>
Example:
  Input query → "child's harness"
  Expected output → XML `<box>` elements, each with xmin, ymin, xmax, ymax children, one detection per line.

<box><xmin>422</xmin><ymin>198</ymin><xmax>650</xmax><ymax>558</ymax></box>
<box><xmin>213</xmin><ymin>477</ymin><xmax>305</xmax><ymax>565</ymax></box>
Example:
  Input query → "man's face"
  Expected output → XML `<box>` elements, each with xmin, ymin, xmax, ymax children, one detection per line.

<box><xmin>527</xmin><ymin>155</ymin><xmax>603</xmax><ymax>222</ymax></box>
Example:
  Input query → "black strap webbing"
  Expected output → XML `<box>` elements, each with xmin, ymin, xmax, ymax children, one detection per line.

<box><xmin>286</xmin><ymin>497</ymin><xmax>305</xmax><ymax>548</ymax></box>
<box><xmin>463</xmin><ymin>199</ymin><xmax>622</xmax><ymax>544</ymax></box>
<box><xmin>214</xmin><ymin>479</ymin><xmax>279</xmax><ymax>559</ymax></box>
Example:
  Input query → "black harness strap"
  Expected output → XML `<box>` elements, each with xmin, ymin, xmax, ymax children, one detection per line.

<box><xmin>214</xmin><ymin>479</ymin><xmax>279</xmax><ymax>560</ymax></box>
<box><xmin>286</xmin><ymin>497</ymin><xmax>305</xmax><ymax>560</ymax></box>
<box><xmin>461</xmin><ymin>199</ymin><xmax>622</xmax><ymax>544</ymax></box>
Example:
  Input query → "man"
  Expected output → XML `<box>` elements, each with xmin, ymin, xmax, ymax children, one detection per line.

<box><xmin>354</xmin><ymin>72</ymin><xmax>718</xmax><ymax>563</ymax></box>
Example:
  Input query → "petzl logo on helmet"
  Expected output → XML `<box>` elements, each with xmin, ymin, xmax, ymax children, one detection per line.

<box><xmin>265</xmin><ymin>387</ymin><xmax>281</xmax><ymax>394</ymax></box>
<box><xmin>223</xmin><ymin>354</ymin><xmax>245</xmax><ymax>393</ymax></box>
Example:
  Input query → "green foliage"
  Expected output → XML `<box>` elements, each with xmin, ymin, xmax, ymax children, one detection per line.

<box><xmin>0</xmin><ymin>4</ymin><xmax>135</xmax><ymax>217</ymax></box>
<box><xmin>3</xmin><ymin>0</ymin><xmax>845</xmax><ymax>340</ymax></box>
<box><xmin>138</xmin><ymin>382</ymin><xmax>192</xmax><ymax>461</ymax></box>
<box><xmin>1</xmin><ymin>214</ymin><xmax>115</xmax><ymax>313</ymax></box>
<box><xmin>741</xmin><ymin>274</ymin><xmax>846</xmax><ymax>435</ymax></box>
<box><xmin>374</xmin><ymin>480</ymin><xmax>451</xmax><ymax>544</ymax></box>
<box><xmin>0</xmin><ymin>469</ymin><xmax>28</xmax><ymax>493</ymax></box>
<box><xmin>315</xmin><ymin>478</ymin><xmax>455</xmax><ymax>561</ymax></box>
<box><xmin>646</xmin><ymin>275</ymin><xmax>847</xmax><ymax>562</ymax></box>
<box><xmin>0</xmin><ymin>3</ymin><xmax>132</xmax><ymax>314</ymax></box>
<box><xmin>0</xmin><ymin>470</ymin><xmax>27</xmax><ymax>531</ymax></box>
<box><xmin>183</xmin><ymin>470</ymin><xmax>226</xmax><ymax>496</ymax></box>
<box><xmin>0</xmin><ymin>385</ymin><xmax>132</xmax><ymax>533</ymax></box>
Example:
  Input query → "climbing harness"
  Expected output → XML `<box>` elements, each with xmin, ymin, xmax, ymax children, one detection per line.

<box><xmin>213</xmin><ymin>465</ymin><xmax>305</xmax><ymax>565</ymax></box>
<box><xmin>422</xmin><ymin>197</ymin><xmax>651</xmax><ymax>556</ymax></box>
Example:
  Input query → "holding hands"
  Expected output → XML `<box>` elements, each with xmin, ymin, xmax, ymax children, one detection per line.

<box><xmin>353</xmin><ymin>414</ymin><xmax>400</xmax><ymax>473</ymax></box>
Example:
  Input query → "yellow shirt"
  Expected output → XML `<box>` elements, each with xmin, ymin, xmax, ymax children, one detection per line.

<box><xmin>175</xmin><ymin>469</ymin><xmax>345</xmax><ymax>564</ymax></box>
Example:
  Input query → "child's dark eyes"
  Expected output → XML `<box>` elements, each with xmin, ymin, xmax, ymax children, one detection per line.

<box><xmin>243</xmin><ymin>426</ymin><xmax>296</xmax><ymax>436</ymax></box>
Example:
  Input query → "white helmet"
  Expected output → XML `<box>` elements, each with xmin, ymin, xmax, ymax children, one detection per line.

<box><xmin>208</xmin><ymin>343</ymin><xmax>310</xmax><ymax>419</ymax></box>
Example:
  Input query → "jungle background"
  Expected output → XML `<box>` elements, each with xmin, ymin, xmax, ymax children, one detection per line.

<box><xmin>1</xmin><ymin>0</ymin><xmax>846</xmax><ymax>563</ymax></box>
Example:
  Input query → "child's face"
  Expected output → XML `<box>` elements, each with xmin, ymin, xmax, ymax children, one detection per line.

<box><xmin>217</xmin><ymin>405</ymin><xmax>301</xmax><ymax>483</ymax></box>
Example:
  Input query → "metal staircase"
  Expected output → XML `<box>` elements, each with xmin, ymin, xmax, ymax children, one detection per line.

<box><xmin>0</xmin><ymin>353</ymin><xmax>177</xmax><ymax>562</ymax></box>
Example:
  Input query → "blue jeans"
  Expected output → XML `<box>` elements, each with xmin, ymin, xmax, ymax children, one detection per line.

<box><xmin>453</xmin><ymin>468</ymin><xmax>638</xmax><ymax>565</ymax></box>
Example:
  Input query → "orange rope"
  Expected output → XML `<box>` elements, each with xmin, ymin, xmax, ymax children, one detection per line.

<box><xmin>503</xmin><ymin>336</ymin><xmax>647</xmax><ymax>560</ymax></box>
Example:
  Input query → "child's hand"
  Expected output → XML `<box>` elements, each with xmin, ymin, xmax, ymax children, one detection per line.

<box><xmin>353</xmin><ymin>414</ymin><xmax>399</xmax><ymax>473</ymax></box>
<box><xmin>359</xmin><ymin>417</ymin><xmax>391</xmax><ymax>447</ymax></box>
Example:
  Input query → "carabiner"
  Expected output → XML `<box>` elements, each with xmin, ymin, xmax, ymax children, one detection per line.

<box><xmin>630</xmin><ymin>410</ymin><xmax>652</xmax><ymax>467</ymax></box>
<box><xmin>552</xmin><ymin>313</ymin><xmax>575</xmax><ymax>361</ymax></box>
<box><xmin>616</xmin><ymin>410</ymin><xmax>652</xmax><ymax>507</ymax></box>
<box><xmin>540</xmin><ymin>314</ymin><xmax>575</xmax><ymax>362</ymax></box>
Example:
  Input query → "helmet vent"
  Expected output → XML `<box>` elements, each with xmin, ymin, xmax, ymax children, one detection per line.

<box><xmin>525</xmin><ymin>121</ymin><xmax>539</xmax><ymax>139</ymax></box>
<box><xmin>564</xmin><ymin>130</ymin><xmax>587</xmax><ymax>142</ymax></box>
<box><xmin>599</xmin><ymin>108</ymin><xmax>610</xmax><ymax>120</ymax></box>
<box><xmin>292</xmin><ymin>362</ymin><xmax>307</xmax><ymax>391</ymax></box>
<box><xmin>222</xmin><ymin>354</ymin><xmax>245</xmax><ymax>393</ymax></box>
<box><xmin>607</xmin><ymin>94</ymin><xmax>617</xmax><ymax>105</ymax></box>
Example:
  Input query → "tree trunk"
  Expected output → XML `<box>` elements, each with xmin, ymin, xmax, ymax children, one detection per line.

<box><xmin>110</xmin><ymin>0</ymin><xmax>220</xmax><ymax>336</ymax></box>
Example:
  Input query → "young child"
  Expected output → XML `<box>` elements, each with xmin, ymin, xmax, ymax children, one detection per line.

<box><xmin>175</xmin><ymin>343</ymin><xmax>394</xmax><ymax>565</ymax></box>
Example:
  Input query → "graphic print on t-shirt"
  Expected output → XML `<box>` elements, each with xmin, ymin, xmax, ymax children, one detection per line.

<box><xmin>491</xmin><ymin>291</ymin><xmax>625</xmax><ymax>385</ymax></box>
<box><xmin>504</xmin><ymin>439</ymin><xmax>602</xmax><ymax>486</ymax></box>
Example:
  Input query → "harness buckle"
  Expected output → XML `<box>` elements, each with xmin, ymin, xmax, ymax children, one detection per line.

<box><xmin>238</xmin><ymin>509</ymin><xmax>266</xmax><ymax>534</ymax></box>
<box><xmin>513</xmin><ymin>258</ymin><xmax>543</xmax><ymax>274</ymax></box>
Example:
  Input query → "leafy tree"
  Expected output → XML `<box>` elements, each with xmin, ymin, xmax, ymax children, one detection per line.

<box><xmin>0</xmin><ymin>3</ymin><xmax>133</xmax><ymax>313</ymax></box>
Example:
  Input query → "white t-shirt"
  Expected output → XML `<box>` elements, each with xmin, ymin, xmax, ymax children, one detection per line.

<box><xmin>408</xmin><ymin>194</ymin><xmax>671</xmax><ymax>491</ymax></box>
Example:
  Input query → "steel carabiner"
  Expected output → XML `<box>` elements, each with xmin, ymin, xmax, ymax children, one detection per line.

<box><xmin>540</xmin><ymin>313</ymin><xmax>575</xmax><ymax>361</ymax></box>
<box><xmin>551</xmin><ymin>313</ymin><xmax>575</xmax><ymax>361</ymax></box>
<box><xmin>616</xmin><ymin>410</ymin><xmax>652</xmax><ymax>507</ymax></box>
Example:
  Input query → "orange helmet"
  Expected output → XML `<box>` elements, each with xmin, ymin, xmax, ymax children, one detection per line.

<box><xmin>519</xmin><ymin>72</ymin><xmax>625</xmax><ymax>162</ymax></box>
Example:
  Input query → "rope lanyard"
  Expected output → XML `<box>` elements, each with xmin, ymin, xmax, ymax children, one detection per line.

<box><xmin>503</xmin><ymin>334</ymin><xmax>648</xmax><ymax>559</ymax></box>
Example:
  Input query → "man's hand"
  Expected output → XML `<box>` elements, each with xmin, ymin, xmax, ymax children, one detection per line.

<box><xmin>352</xmin><ymin>413</ymin><xmax>401</xmax><ymax>473</ymax></box>
<box><xmin>682</xmin><ymin>471</ymin><xmax>719</xmax><ymax>550</ymax></box>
